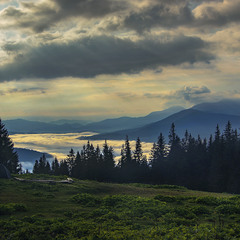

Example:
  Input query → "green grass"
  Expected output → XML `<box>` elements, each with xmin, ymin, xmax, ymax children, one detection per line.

<box><xmin>0</xmin><ymin>174</ymin><xmax>240</xmax><ymax>239</ymax></box>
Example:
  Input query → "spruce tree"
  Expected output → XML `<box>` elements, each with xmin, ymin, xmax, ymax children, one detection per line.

<box><xmin>150</xmin><ymin>133</ymin><xmax>166</xmax><ymax>183</ymax></box>
<box><xmin>118</xmin><ymin>136</ymin><xmax>134</xmax><ymax>182</ymax></box>
<box><xmin>101</xmin><ymin>141</ymin><xmax>115</xmax><ymax>181</ymax></box>
<box><xmin>33</xmin><ymin>160</ymin><xmax>39</xmax><ymax>174</ymax></box>
<box><xmin>66</xmin><ymin>148</ymin><xmax>75</xmax><ymax>176</ymax></box>
<box><xmin>71</xmin><ymin>151</ymin><xmax>82</xmax><ymax>178</ymax></box>
<box><xmin>133</xmin><ymin>137</ymin><xmax>143</xmax><ymax>165</ymax></box>
<box><xmin>51</xmin><ymin>158</ymin><xmax>60</xmax><ymax>175</ymax></box>
<box><xmin>0</xmin><ymin>119</ymin><xmax>21</xmax><ymax>173</ymax></box>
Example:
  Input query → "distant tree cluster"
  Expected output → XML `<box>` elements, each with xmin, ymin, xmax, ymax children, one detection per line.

<box><xmin>0</xmin><ymin>119</ymin><xmax>21</xmax><ymax>174</ymax></box>
<box><xmin>33</xmin><ymin>141</ymin><xmax>115</xmax><ymax>182</ymax></box>
<box><xmin>33</xmin><ymin>121</ymin><xmax>240</xmax><ymax>193</ymax></box>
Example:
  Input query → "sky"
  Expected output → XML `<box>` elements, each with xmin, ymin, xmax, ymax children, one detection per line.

<box><xmin>0</xmin><ymin>0</ymin><xmax>240</xmax><ymax>121</ymax></box>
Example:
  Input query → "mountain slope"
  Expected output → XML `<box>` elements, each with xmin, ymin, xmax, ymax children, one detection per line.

<box><xmin>192</xmin><ymin>99</ymin><xmax>240</xmax><ymax>116</ymax></box>
<box><xmin>83</xmin><ymin>109</ymin><xmax>240</xmax><ymax>142</ymax></box>
<box><xmin>82</xmin><ymin>106</ymin><xmax>185</xmax><ymax>133</ymax></box>
<box><xmin>15</xmin><ymin>148</ymin><xmax>53</xmax><ymax>163</ymax></box>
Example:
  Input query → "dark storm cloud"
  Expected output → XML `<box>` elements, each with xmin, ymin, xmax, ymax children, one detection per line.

<box><xmin>0</xmin><ymin>35</ymin><xmax>214</xmax><ymax>81</ymax></box>
<box><xmin>193</xmin><ymin>0</ymin><xmax>240</xmax><ymax>28</ymax></box>
<box><xmin>123</xmin><ymin>1</ymin><xmax>193</xmax><ymax>33</ymax></box>
<box><xmin>1</xmin><ymin>0</ymin><xmax>127</xmax><ymax>32</ymax></box>
<box><xmin>1</xmin><ymin>0</ymin><xmax>238</xmax><ymax>33</ymax></box>
<box><xmin>105</xmin><ymin>0</ymin><xmax>240</xmax><ymax>33</ymax></box>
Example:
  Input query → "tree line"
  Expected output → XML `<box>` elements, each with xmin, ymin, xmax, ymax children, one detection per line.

<box><xmin>33</xmin><ymin>121</ymin><xmax>240</xmax><ymax>194</ymax></box>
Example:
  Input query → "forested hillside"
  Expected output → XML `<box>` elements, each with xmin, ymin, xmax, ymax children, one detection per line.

<box><xmin>34</xmin><ymin>121</ymin><xmax>240</xmax><ymax>194</ymax></box>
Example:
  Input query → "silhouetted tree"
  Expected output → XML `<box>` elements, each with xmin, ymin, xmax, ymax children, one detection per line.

<box><xmin>150</xmin><ymin>133</ymin><xmax>166</xmax><ymax>183</ymax></box>
<box><xmin>66</xmin><ymin>148</ymin><xmax>75</xmax><ymax>176</ymax></box>
<box><xmin>133</xmin><ymin>137</ymin><xmax>149</xmax><ymax>182</ymax></box>
<box><xmin>33</xmin><ymin>160</ymin><xmax>39</xmax><ymax>174</ymax></box>
<box><xmin>51</xmin><ymin>158</ymin><xmax>60</xmax><ymax>175</ymax></box>
<box><xmin>101</xmin><ymin>141</ymin><xmax>115</xmax><ymax>181</ymax></box>
<box><xmin>59</xmin><ymin>160</ymin><xmax>69</xmax><ymax>176</ymax></box>
<box><xmin>0</xmin><ymin>119</ymin><xmax>21</xmax><ymax>173</ymax></box>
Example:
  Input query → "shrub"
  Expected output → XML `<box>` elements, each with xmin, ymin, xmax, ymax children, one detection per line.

<box><xmin>0</xmin><ymin>204</ymin><xmax>14</xmax><ymax>215</ymax></box>
<box><xmin>216</xmin><ymin>204</ymin><xmax>240</xmax><ymax>215</ymax></box>
<box><xmin>71</xmin><ymin>193</ymin><xmax>101</xmax><ymax>206</ymax></box>
<box><xmin>12</xmin><ymin>203</ymin><xmax>27</xmax><ymax>212</ymax></box>
<box><xmin>103</xmin><ymin>195</ymin><xmax>125</xmax><ymax>207</ymax></box>
<box><xmin>195</xmin><ymin>196</ymin><xmax>220</xmax><ymax>206</ymax></box>
<box><xmin>191</xmin><ymin>205</ymin><xmax>211</xmax><ymax>215</ymax></box>
<box><xmin>0</xmin><ymin>203</ymin><xmax>27</xmax><ymax>215</ymax></box>
<box><xmin>173</xmin><ymin>206</ymin><xmax>196</xmax><ymax>219</ymax></box>
<box><xmin>154</xmin><ymin>195</ymin><xmax>177</xmax><ymax>203</ymax></box>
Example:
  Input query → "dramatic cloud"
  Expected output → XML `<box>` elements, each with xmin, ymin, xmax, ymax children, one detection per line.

<box><xmin>193</xmin><ymin>0</ymin><xmax>240</xmax><ymax>28</ymax></box>
<box><xmin>0</xmin><ymin>0</ymin><xmax>239</xmax><ymax>120</ymax></box>
<box><xmin>0</xmin><ymin>0</ymin><xmax>127</xmax><ymax>32</ymax></box>
<box><xmin>103</xmin><ymin>0</ymin><xmax>240</xmax><ymax>33</ymax></box>
<box><xmin>123</xmin><ymin>1</ymin><xmax>193</xmax><ymax>33</ymax></box>
<box><xmin>0</xmin><ymin>35</ymin><xmax>214</xmax><ymax>81</ymax></box>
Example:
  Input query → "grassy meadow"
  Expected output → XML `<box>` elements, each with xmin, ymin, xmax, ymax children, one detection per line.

<box><xmin>1</xmin><ymin>175</ymin><xmax>240</xmax><ymax>239</ymax></box>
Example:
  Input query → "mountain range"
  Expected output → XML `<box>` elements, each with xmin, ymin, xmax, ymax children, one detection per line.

<box><xmin>80</xmin><ymin>99</ymin><xmax>240</xmax><ymax>141</ymax></box>
<box><xmin>3</xmin><ymin>106</ymin><xmax>184</xmax><ymax>134</ymax></box>
<box><xmin>83</xmin><ymin>109</ymin><xmax>240</xmax><ymax>142</ymax></box>
<box><xmin>3</xmin><ymin>99</ymin><xmax>240</xmax><ymax>143</ymax></box>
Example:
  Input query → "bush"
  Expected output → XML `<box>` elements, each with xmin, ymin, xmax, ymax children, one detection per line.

<box><xmin>173</xmin><ymin>206</ymin><xmax>196</xmax><ymax>219</ymax></box>
<box><xmin>71</xmin><ymin>193</ymin><xmax>101</xmax><ymax>206</ymax></box>
<box><xmin>103</xmin><ymin>195</ymin><xmax>124</xmax><ymax>207</ymax></box>
<box><xmin>195</xmin><ymin>196</ymin><xmax>220</xmax><ymax>206</ymax></box>
<box><xmin>0</xmin><ymin>203</ymin><xmax>27</xmax><ymax>215</ymax></box>
<box><xmin>216</xmin><ymin>204</ymin><xmax>240</xmax><ymax>215</ymax></box>
<box><xmin>12</xmin><ymin>203</ymin><xmax>27</xmax><ymax>212</ymax></box>
<box><xmin>154</xmin><ymin>195</ymin><xmax>177</xmax><ymax>203</ymax></box>
<box><xmin>191</xmin><ymin>205</ymin><xmax>211</xmax><ymax>215</ymax></box>
<box><xmin>0</xmin><ymin>204</ymin><xmax>14</xmax><ymax>215</ymax></box>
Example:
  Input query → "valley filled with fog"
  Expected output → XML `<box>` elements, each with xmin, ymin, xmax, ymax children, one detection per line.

<box><xmin>10</xmin><ymin>132</ymin><xmax>153</xmax><ymax>171</ymax></box>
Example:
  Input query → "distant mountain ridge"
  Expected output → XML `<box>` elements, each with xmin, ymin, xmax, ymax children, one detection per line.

<box><xmin>82</xmin><ymin>107</ymin><xmax>240</xmax><ymax>142</ymax></box>
<box><xmin>192</xmin><ymin>99</ymin><xmax>240</xmax><ymax>116</ymax></box>
<box><xmin>4</xmin><ymin>99</ymin><xmax>240</xmax><ymax>140</ymax></box>
<box><xmin>82</xmin><ymin>106</ymin><xmax>185</xmax><ymax>133</ymax></box>
<box><xmin>3</xmin><ymin>106</ymin><xmax>184</xmax><ymax>134</ymax></box>
<box><xmin>4</xmin><ymin>119</ymin><xmax>84</xmax><ymax>134</ymax></box>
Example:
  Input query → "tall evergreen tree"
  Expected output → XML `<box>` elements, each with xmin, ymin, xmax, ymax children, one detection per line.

<box><xmin>66</xmin><ymin>148</ymin><xmax>75</xmax><ymax>176</ymax></box>
<box><xmin>71</xmin><ymin>151</ymin><xmax>83</xmax><ymax>178</ymax></box>
<box><xmin>101</xmin><ymin>140</ymin><xmax>115</xmax><ymax>181</ymax></box>
<box><xmin>0</xmin><ymin>119</ymin><xmax>21</xmax><ymax>173</ymax></box>
<box><xmin>59</xmin><ymin>160</ymin><xmax>69</xmax><ymax>176</ymax></box>
<box><xmin>133</xmin><ymin>137</ymin><xmax>143</xmax><ymax>165</ymax></box>
<box><xmin>118</xmin><ymin>136</ymin><xmax>135</xmax><ymax>182</ymax></box>
<box><xmin>51</xmin><ymin>158</ymin><xmax>60</xmax><ymax>175</ymax></box>
<box><xmin>33</xmin><ymin>160</ymin><xmax>39</xmax><ymax>174</ymax></box>
<box><xmin>150</xmin><ymin>133</ymin><xmax>166</xmax><ymax>183</ymax></box>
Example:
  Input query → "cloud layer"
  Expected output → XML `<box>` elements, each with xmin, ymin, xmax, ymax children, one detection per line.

<box><xmin>0</xmin><ymin>35</ymin><xmax>213</xmax><ymax>80</ymax></box>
